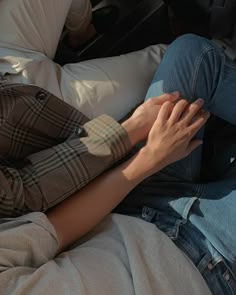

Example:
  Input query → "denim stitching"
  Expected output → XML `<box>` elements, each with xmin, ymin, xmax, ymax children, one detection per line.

<box><xmin>191</xmin><ymin>45</ymin><xmax>219</xmax><ymax>96</ymax></box>
<box><xmin>197</xmin><ymin>252</ymin><xmax>212</xmax><ymax>273</ymax></box>
<box><xmin>189</xmin><ymin>45</ymin><xmax>225</xmax><ymax>181</ymax></box>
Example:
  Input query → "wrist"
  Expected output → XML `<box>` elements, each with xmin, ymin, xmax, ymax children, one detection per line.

<box><xmin>122</xmin><ymin>152</ymin><xmax>148</xmax><ymax>184</ymax></box>
<box><xmin>136</xmin><ymin>147</ymin><xmax>164</xmax><ymax>178</ymax></box>
<box><xmin>121</xmin><ymin>118</ymin><xmax>141</xmax><ymax>147</ymax></box>
<box><xmin>122</xmin><ymin>147</ymin><xmax>163</xmax><ymax>184</ymax></box>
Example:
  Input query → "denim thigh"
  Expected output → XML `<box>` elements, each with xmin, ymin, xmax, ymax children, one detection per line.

<box><xmin>116</xmin><ymin>34</ymin><xmax>236</xmax><ymax>294</ymax></box>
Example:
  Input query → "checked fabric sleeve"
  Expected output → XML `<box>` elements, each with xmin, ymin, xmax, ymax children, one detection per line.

<box><xmin>0</xmin><ymin>83</ymin><xmax>131</xmax><ymax>217</ymax></box>
<box><xmin>0</xmin><ymin>115</ymin><xmax>131</xmax><ymax>217</ymax></box>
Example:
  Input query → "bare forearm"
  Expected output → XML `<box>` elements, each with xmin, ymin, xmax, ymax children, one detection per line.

<box><xmin>46</xmin><ymin>100</ymin><xmax>165</xmax><ymax>251</ymax></box>
<box><xmin>47</xmin><ymin>95</ymin><xmax>208</xmax><ymax>252</ymax></box>
<box><xmin>47</xmin><ymin>150</ymin><xmax>154</xmax><ymax>252</ymax></box>
<box><xmin>46</xmin><ymin>94</ymin><xmax>187</xmax><ymax>251</ymax></box>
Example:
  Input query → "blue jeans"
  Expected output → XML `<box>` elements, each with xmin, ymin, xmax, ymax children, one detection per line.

<box><xmin>116</xmin><ymin>34</ymin><xmax>236</xmax><ymax>294</ymax></box>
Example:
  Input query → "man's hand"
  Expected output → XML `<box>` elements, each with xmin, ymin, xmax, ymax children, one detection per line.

<box><xmin>122</xmin><ymin>92</ymin><xmax>180</xmax><ymax>146</ymax></box>
<box><xmin>136</xmin><ymin>98</ymin><xmax>210</xmax><ymax>178</ymax></box>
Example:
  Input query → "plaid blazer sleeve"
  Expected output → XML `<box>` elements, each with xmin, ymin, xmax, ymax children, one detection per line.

<box><xmin>0</xmin><ymin>83</ymin><xmax>132</xmax><ymax>217</ymax></box>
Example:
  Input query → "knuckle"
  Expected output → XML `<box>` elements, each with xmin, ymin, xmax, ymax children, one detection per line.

<box><xmin>187</xmin><ymin>129</ymin><xmax>193</xmax><ymax>137</ymax></box>
<box><xmin>163</xmin><ymin>100</ymin><xmax>171</xmax><ymax>107</ymax></box>
<box><xmin>178</xmin><ymin>121</ymin><xmax>185</xmax><ymax>128</ymax></box>
<box><xmin>146</xmin><ymin>98</ymin><xmax>154</xmax><ymax>105</ymax></box>
<box><xmin>163</xmin><ymin>93</ymin><xmax>173</xmax><ymax>100</ymax></box>
<box><xmin>191</xmin><ymin>119</ymin><xmax>204</xmax><ymax>130</ymax></box>
<box><xmin>182</xmin><ymin>129</ymin><xmax>192</xmax><ymax>139</ymax></box>
<box><xmin>197</xmin><ymin>113</ymin><xmax>207</xmax><ymax>122</ymax></box>
<box><xmin>182</xmin><ymin>99</ymin><xmax>189</xmax><ymax>106</ymax></box>
<box><xmin>177</xmin><ymin>99</ymin><xmax>188</xmax><ymax>107</ymax></box>
<box><xmin>190</xmin><ymin>102</ymin><xmax>200</xmax><ymax>111</ymax></box>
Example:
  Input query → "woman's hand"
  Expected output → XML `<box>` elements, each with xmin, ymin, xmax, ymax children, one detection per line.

<box><xmin>137</xmin><ymin>98</ymin><xmax>210</xmax><ymax>178</ymax></box>
<box><xmin>122</xmin><ymin>92</ymin><xmax>180</xmax><ymax>146</ymax></box>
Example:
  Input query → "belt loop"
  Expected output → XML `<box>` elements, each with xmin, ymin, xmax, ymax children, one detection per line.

<box><xmin>197</xmin><ymin>253</ymin><xmax>213</xmax><ymax>273</ymax></box>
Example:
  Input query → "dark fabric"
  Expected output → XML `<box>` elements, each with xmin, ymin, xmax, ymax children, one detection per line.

<box><xmin>164</xmin><ymin>0</ymin><xmax>236</xmax><ymax>38</ymax></box>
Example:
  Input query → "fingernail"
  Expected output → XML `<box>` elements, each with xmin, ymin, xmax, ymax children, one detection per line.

<box><xmin>197</xmin><ymin>98</ymin><xmax>204</xmax><ymax>104</ymax></box>
<box><xmin>170</xmin><ymin>91</ymin><xmax>180</xmax><ymax>96</ymax></box>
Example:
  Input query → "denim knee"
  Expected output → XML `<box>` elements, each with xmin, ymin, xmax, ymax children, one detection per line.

<box><xmin>170</xmin><ymin>34</ymin><xmax>217</xmax><ymax>57</ymax></box>
<box><xmin>146</xmin><ymin>33</ymin><xmax>225</xmax><ymax>107</ymax></box>
<box><xmin>162</xmin><ymin>34</ymin><xmax>225</xmax><ymax>99</ymax></box>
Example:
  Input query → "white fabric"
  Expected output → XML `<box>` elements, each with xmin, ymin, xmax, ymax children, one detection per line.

<box><xmin>0</xmin><ymin>0</ymin><xmax>166</xmax><ymax>121</ymax></box>
<box><xmin>0</xmin><ymin>213</ymin><xmax>212</xmax><ymax>295</ymax></box>
<box><xmin>0</xmin><ymin>0</ymin><xmax>91</xmax><ymax>59</ymax></box>
<box><xmin>0</xmin><ymin>2</ymin><xmax>211</xmax><ymax>293</ymax></box>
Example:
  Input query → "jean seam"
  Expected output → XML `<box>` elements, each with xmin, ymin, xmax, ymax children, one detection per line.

<box><xmin>191</xmin><ymin>45</ymin><xmax>213</xmax><ymax>96</ymax></box>
<box><xmin>190</xmin><ymin>46</ymin><xmax>225</xmax><ymax>181</ymax></box>
<box><xmin>189</xmin><ymin>46</ymin><xmax>216</xmax><ymax>181</ymax></box>
<box><xmin>191</xmin><ymin>46</ymin><xmax>223</xmax><ymax>99</ymax></box>
<box><xmin>198</xmin><ymin>253</ymin><xmax>213</xmax><ymax>273</ymax></box>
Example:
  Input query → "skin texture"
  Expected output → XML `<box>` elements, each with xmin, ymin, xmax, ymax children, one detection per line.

<box><xmin>122</xmin><ymin>92</ymin><xmax>180</xmax><ymax>146</ymax></box>
<box><xmin>47</xmin><ymin>93</ymin><xmax>210</xmax><ymax>252</ymax></box>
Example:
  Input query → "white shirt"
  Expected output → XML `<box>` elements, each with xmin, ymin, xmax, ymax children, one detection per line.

<box><xmin>0</xmin><ymin>213</ymin><xmax>212</xmax><ymax>295</ymax></box>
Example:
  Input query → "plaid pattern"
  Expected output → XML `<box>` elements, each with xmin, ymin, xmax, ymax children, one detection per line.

<box><xmin>0</xmin><ymin>81</ymin><xmax>131</xmax><ymax>217</ymax></box>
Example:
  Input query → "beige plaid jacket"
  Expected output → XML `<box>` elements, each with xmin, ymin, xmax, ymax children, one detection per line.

<box><xmin>0</xmin><ymin>81</ymin><xmax>131</xmax><ymax>217</ymax></box>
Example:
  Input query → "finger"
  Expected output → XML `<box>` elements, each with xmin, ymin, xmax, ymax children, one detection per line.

<box><xmin>157</xmin><ymin>101</ymin><xmax>173</xmax><ymax>123</ymax></box>
<box><xmin>186</xmin><ymin>139</ymin><xmax>203</xmax><ymax>155</ymax></box>
<box><xmin>188</xmin><ymin>111</ymin><xmax>210</xmax><ymax>137</ymax></box>
<box><xmin>148</xmin><ymin>92</ymin><xmax>180</xmax><ymax>105</ymax></box>
<box><xmin>181</xmin><ymin>99</ymin><xmax>205</xmax><ymax>125</ymax></box>
<box><xmin>169</xmin><ymin>99</ymin><xmax>189</xmax><ymax>124</ymax></box>
<box><xmin>167</xmin><ymin>103</ymin><xmax>175</xmax><ymax>119</ymax></box>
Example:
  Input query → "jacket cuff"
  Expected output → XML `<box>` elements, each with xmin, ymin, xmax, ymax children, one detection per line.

<box><xmin>83</xmin><ymin>114</ymin><xmax>132</xmax><ymax>162</ymax></box>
